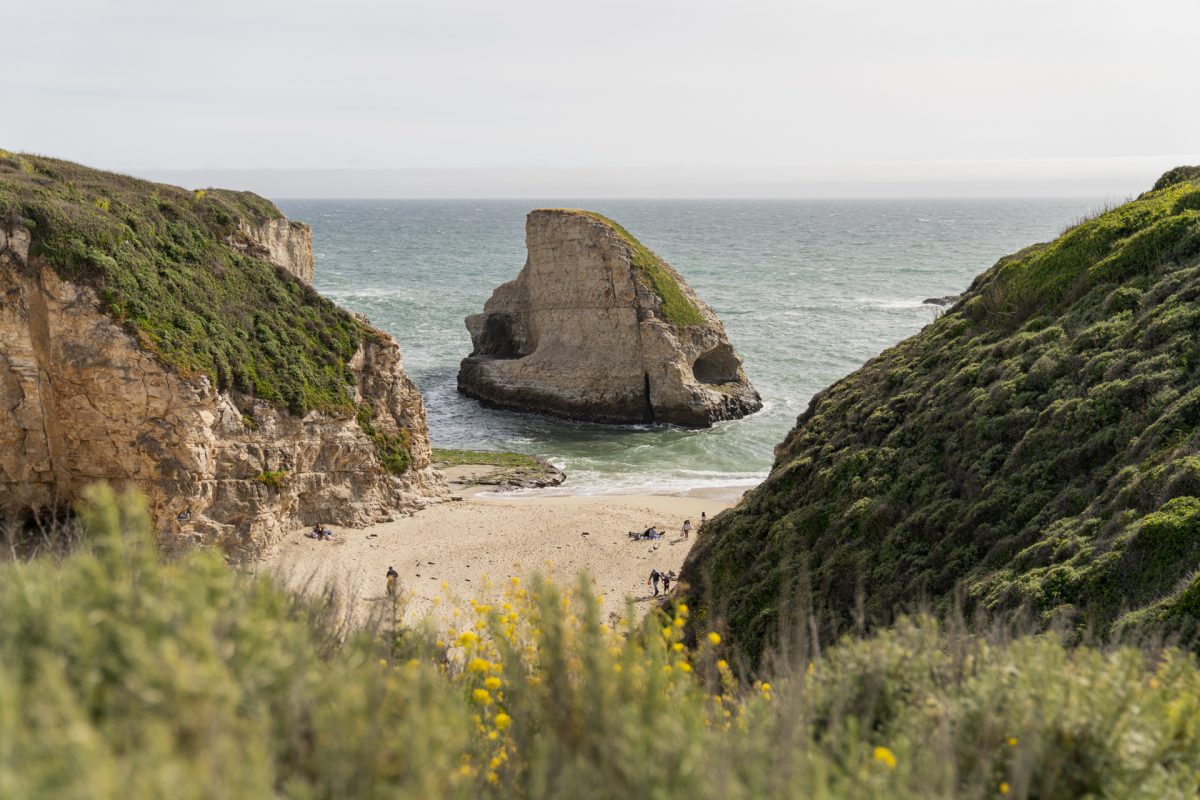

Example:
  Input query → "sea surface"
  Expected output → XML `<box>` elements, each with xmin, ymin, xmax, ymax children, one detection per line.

<box><xmin>276</xmin><ymin>198</ymin><xmax>1103</xmax><ymax>497</ymax></box>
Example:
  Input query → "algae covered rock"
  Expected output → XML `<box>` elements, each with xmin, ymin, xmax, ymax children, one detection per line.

<box><xmin>0</xmin><ymin>152</ymin><xmax>445</xmax><ymax>555</ymax></box>
<box><xmin>682</xmin><ymin>166</ymin><xmax>1200</xmax><ymax>660</ymax></box>
<box><xmin>458</xmin><ymin>209</ymin><xmax>761</xmax><ymax>426</ymax></box>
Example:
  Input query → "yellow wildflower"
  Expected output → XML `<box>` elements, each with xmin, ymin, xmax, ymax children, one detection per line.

<box><xmin>873</xmin><ymin>746</ymin><xmax>897</xmax><ymax>769</ymax></box>
<box><xmin>1007</xmin><ymin>737</ymin><xmax>1018</xmax><ymax>747</ymax></box>
<box><xmin>484</xmin><ymin>676</ymin><xmax>502</xmax><ymax>690</ymax></box>
<box><xmin>717</xmin><ymin>659</ymin><xmax>729</xmax><ymax>670</ymax></box>
<box><xmin>473</xmin><ymin>689</ymin><xmax>492</xmax><ymax>705</ymax></box>
<box><xmin>672</xmin><ymin>642</ymin><xmax>685</xmax><ymax>652</ymax></box>
<box><xmin>495</xmin><ymin>712</ymin><xmax>512</xmax><ymax>730</ymax></box>
<box><xmin>678</xmin><ymin>662</ymin><xmax>692</xmax><ymax>673</ymax></box>
<box><xmin>677</xmin><ymin>603</ymin><xmax>689</xmax><ymax>616</ymax></box>
<box><xmin>468</xmin><ymin>657</ymin><xmax>490</xmax><ymax>673</ymax></box>
<box><xmin>707</xmin><ymin>631</ymin><xmax>721</xmax><ymax>646</ymax></box>
<box><xmin>999</xmin><ymin>782</ymin><xmax>1009</xmax><ymax>795</ymax></box>
<box><xmin>674</xmin><ymin>617</ymin><xmax>686</xmax><ymax>628</ymax></box>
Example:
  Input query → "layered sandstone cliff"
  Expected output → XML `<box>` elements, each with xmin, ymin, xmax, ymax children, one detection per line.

<box><xmin>458</xmin><ymin>209</ymin><xmax>761</xmax><ymax>426</ymax></box>
<box><xmin>0</xmin><ymin>154</ymin><xmax>444</xmax><ymax>556</ymax></box>
<box><xmin>227</xmin><ymin>218</ymin><xmax>315</xmax><ymax>284</ymax></box>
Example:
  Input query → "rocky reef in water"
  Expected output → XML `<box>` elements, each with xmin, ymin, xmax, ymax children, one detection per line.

<box><xmin>0</xmin><ymin>152</ymin><xmax>445</xmax><ymax>556</ymax></box>
<box><xmin>458</xmin><ymin>209</ymin><xmax>762</xmax><ymax>427</ymax></box>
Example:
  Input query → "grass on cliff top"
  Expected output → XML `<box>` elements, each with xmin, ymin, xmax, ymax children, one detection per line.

<box><xmin>980</xmin><ymin>174</ymin><xmax>1200</xmax><ymax>324</ymax></box>
<box><xmin>682</xmin><ymin>167</ymin><xmax>1200</xmax><ymax>663</ymax></box>
<box><xmin>5</xmin><ymin>486</ymin><xmax>1200</xmax><ymax>799</ymax></box>
<box><xmin>539</xmin><ymin>208</ymin><xmax>705</xmax><ymax>328</ymax></box>
<box><xmin>0</xmin><ymin>150</ymin><xmax>362</xmax><ymax>415</ymax></box>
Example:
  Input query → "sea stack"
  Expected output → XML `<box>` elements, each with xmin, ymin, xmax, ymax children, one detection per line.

<box><xmin>458</xmin><ymin>209</ymin><xmax>761</xmax><ymax>426</ymax></box>
<box><xmin>0</xmin><ymin>153</ymin><xmax>445</xmax><ymax>556</ymax></box>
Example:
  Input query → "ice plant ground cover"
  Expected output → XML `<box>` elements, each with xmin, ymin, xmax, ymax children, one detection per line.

<box><xmin>2</xmin><ymin>488</ymin><xmax>1200</xmax><ymax>799</ymax></box>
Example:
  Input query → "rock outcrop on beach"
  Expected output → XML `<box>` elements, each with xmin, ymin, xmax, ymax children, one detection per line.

<box><xmin>458</xmin><ymin>209</ymin><xmax>761</xmax><ymax>426</ymax></box>
<box><xmin>683</xmin><ymin>167</ymin><xmax>1200</xmax><ymax>661</ymax></box>
<box><xmin>0</xmin><ymin>152</ymin><xmax>444</xmax><ymax>556</ymax></box>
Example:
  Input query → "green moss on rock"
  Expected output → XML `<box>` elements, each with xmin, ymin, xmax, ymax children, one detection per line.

<box><xmin>356</xmin><ymin>403</ymin><xmax>411</xmax><ymax>475</ymax></box>
<box><xmin>0</xmin><ymin>151</ymin><xmax>362</xmax><ymax>415</ymax></box>
<box><xmin>682</xmin><ymin>166</ymin><xmax>1200</xmax><ymax>662</ymax></box>
<box><xmin>545</xmin><ymin>209</ymin><xmax>705</xmax><ymax>328</ymax></box>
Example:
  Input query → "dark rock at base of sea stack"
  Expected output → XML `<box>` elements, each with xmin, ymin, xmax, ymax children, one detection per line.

<box><xmin>457</xmin><ymin>209</ymin><xmax>762</xmax><ymax>427</ymax></box>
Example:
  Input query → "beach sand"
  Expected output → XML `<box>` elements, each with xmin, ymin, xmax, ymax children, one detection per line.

<box><xmin>259</xmin><ymin>491</ymin><xmax>735</xmax><ymax>627</ymax></box>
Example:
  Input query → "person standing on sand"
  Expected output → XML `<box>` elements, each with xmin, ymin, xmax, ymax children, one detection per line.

<box><xmin>648</xmin><ymin>568</ymin><xmax>662</xmax><ymax>596</ymax></box>
<box><xmin>386</xmin><ymin>566</ymin><xmax>399</xmax><ymax>598</ymax></box>
<box><xmin>661</xmin><ymin>571</ymin><xmax>672</xmax><ymax>593</ymax></box>
<box><xmin>681</xmin><ymin>519</ymin><xmax>692</xmax><ymax>540</ymax></box>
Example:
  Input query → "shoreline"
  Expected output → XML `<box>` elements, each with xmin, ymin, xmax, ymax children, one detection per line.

<box><xmin>259</xmin><ymin>488</ymin><xmax>736</xmax><ymax>627</ymax></box>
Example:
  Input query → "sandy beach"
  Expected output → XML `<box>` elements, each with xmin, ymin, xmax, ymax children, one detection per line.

<box><xmin>260</xmin><ymin>490</ymin><xmax>736</xmax><ymax>626</ymax></box>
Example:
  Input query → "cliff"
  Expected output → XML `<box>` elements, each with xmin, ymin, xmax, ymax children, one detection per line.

<box><xmin>458</xmin><ymin>209</ymin><xmax>761</xmax><ymax>426</ymax></box>
<box><xmin>0</xmin><ymin>152</ymin><xmax>444</xmax><ymax>556</ymax></box>
<box><xmin>683</xmin><ymin>167</ymin><xmax>1200</xmax><ymax>660</ymax></box>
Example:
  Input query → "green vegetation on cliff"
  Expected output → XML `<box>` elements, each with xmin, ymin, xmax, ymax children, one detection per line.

<box><xmin>684</xmin><ymin>168</ymin><xmax>1200</xmax><ymax>661</ymax></box>
<box><xmin>431</xmin><ymin>448</ymin><xmax>544</xmax><ymax>469</ymax></box>
<box><xmin>5</xmin><ymin>488</ymin><xmax>1200</xmax><ymax>799</ymax></box>
<box><xmin>546</xmin><ymin>209</ymin><xmax>705</xmax><ymax>328</ymax></box>
<box><xmin>0</xmin><ymin>151</ymin><xmax>361</xmax><ymax>415</ymax></box>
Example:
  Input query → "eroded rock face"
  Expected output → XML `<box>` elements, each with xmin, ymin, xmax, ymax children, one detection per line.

<box><xmin>458</xmin><ymin>209</ymin><xmax>761</xmax><ymax>426</ymax></box>
<box><xmin>227</xmin><ymin>218</ymin><xmax>315</xmax><ymax>283</ymax></box>
<box><xmin>0</xmin><ymin>223</ymin><xmax>444</xmax><ymax>557</ymax></box>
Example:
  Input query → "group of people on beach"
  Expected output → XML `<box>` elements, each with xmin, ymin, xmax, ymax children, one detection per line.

<box><xmin>631</xmin><ymin>512</ymin><xmax>705</xmax><ymax>542</ymax></box>
<box><xmin>648</xmin><ymin>568</ymin><xmax>677</xmax><ymax>596</ymax></box>
<box><xmin>642</xmin><ymin>512</ymin><xmax>709</xmax><ymax>597</ymax></box>
<box><xmin>308</xmin><ymin>524</ymin><xmax>335</xmax><ymax>541</ymax></box>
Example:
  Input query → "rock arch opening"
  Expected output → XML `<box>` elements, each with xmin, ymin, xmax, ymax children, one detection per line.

<box><xmin>692</xmin><ymin>344</ymin><xmax>741</xmax><ymax>385</ymax></box>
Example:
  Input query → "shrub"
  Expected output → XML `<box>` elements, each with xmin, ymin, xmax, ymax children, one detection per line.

<box><xmin>4</xmin><ymin>488</ymin><xmax>1200</xmax><ymax>799</ymax></box>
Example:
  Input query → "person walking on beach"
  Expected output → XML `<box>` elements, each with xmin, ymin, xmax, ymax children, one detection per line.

<box><xmin>648</xmin><ymin>568</ymin><xmax>662</xmax><ymax>596</ymax></box>
<box><xmin>661</xmin><ymin>571</ymin><xmax>672</xmax><ymax>593</ymax></box>
<box><xmin>385</xmin><ymin>566</ymin><xmax>399</xmax><ymax>598</ymax></box>
<box><xmin>681</xmin><ymin>519</ymin><xmax>692</xmax><ymax>540</ymax></box>
<box><xmin>700</xmin><ymin>511</ymin><xmax>707</xmax><ymax>529</ymax></box>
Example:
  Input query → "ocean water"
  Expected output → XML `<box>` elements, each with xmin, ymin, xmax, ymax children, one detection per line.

<box><xmin>276</xmin><ymin>198</ymin><xmax>1102</xmax><ymax>496</ymax></box>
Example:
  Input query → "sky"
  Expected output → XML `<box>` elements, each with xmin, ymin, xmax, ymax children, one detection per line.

<box><xmin>4</xmin><ymin>0</ymin><xmax>1200</xmax><ymax>197</ymax></box>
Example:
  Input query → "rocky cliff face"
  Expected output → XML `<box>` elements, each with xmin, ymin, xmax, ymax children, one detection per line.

<box><xmin>227</xmin><ymin>218</ymin><xmax>315</xmax><ymax>284</ymax></box>
<box><xmin>0</xmin><ymin>154</ymin><xmax>444</xmax><ymax>556</ymax></box>
<box><xmin>458</xmin><ymin>209</ymin><xmax>761</xmax><ymax>426</ymax></box>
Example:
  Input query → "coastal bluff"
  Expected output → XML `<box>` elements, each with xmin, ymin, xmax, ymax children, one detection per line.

<box><xmin>682</xmin><ymin>166</ymin><xmax>1200</xmax><ymax>661</ymax></box>
<box><xmin>458</xmin><ymin>209</ymin><xmax>761</xmax><ymax>426</ymax></box>
<box><xmin>0</xmin><ymin>153</ymin><xmax>445</xmax><ymax>556</ymax></box>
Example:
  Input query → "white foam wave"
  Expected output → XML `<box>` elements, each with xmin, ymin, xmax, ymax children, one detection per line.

<box><xmin>477</xmin><ymin>469</ymin><xmax>767</xmax><ymax>501</ymax></box>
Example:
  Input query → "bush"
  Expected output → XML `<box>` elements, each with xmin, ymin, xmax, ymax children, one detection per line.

<box><xmin>4</xmin><ymin>489</ymin><xmax>1200</xmax><ymax>799</ymax></box>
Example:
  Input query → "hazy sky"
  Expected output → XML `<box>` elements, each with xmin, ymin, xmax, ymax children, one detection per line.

<box><xmin>5</xmin><ymin>0</ymin><xmax>1200</xmax><ymax>197</ymax></box>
